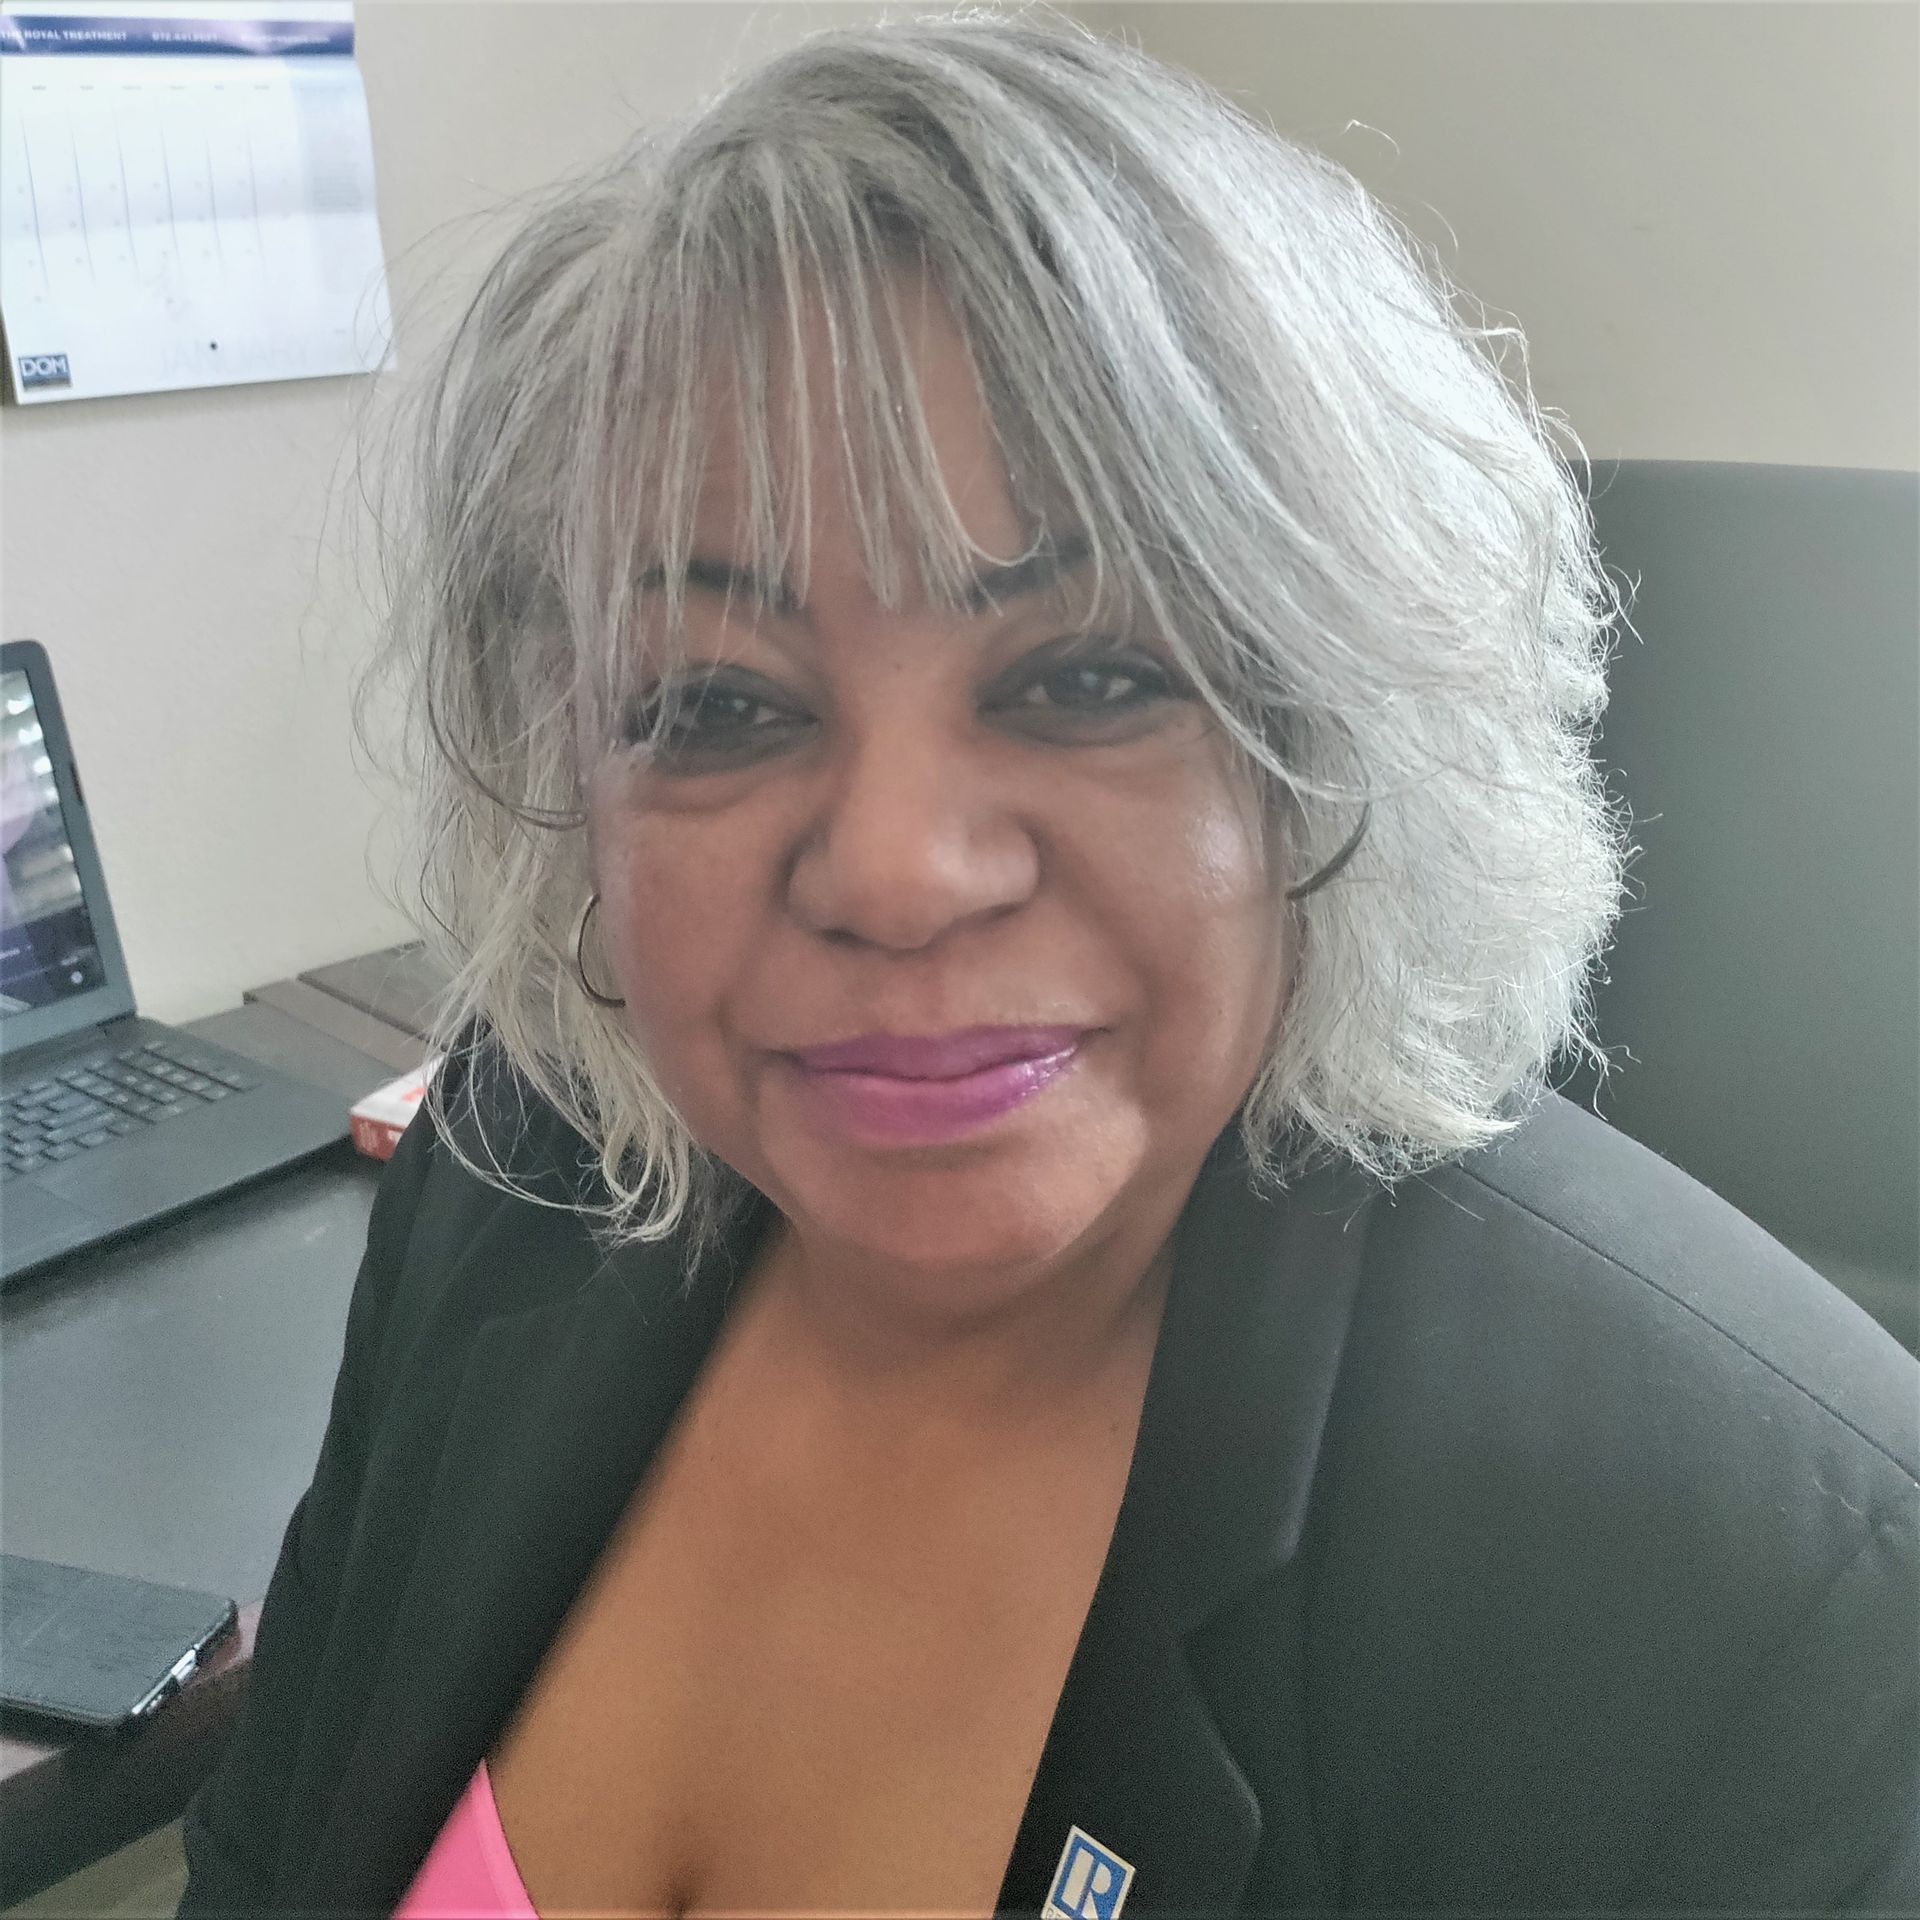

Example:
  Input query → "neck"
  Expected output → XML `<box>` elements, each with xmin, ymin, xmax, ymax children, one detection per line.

<box><xmin>734</xmin><ymin>1182</ymin><xmax>1188</xmax><ymax>1455</ymax></box>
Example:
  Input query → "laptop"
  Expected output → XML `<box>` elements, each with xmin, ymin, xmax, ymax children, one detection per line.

<box><xmin>1</xmin><ymin>639</ymin><xmax>351</xmax><ymax>1285</ymax></box>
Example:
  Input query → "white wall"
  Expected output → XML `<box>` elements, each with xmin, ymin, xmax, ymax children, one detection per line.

<box><xmin>1</xmin><ymin>1</ymin><xmax>1912</xmax><ymax>1024</ymax></box>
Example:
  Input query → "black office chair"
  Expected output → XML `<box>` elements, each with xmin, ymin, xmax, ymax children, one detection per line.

<box><xmin>1552</xmin><ymin>460</ymin><xmax>1918</xmax><ymax>1354</ymax></box>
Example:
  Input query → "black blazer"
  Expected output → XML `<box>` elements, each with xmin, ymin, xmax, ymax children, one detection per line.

<box><xmin>177</xmin><ymin>1042</ymin><xmax>1919</xmax><ymax>1917</ymax></box>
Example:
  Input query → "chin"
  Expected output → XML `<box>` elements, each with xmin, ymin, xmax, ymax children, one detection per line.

<box><xmin>763</xmin><ymin>1112</ymin><xmax>1144</xmax><ymax>1280</ymax></box>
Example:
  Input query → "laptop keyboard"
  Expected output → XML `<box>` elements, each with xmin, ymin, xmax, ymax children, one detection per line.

<box><xmin>1</xmin><ymin>1038</ymin><xmax>260</xmax><ymax>1180</ymax></box>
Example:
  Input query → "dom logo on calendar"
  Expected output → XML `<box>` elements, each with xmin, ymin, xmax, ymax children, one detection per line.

<box><xmin>17</xmin><ymin>354</ymin><xmax>71</xmax><ymax>392</ymax></box>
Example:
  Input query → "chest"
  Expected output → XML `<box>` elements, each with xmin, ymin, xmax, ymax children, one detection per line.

<box><xmin>486</xmin><ymin>1382</ymin><xmax>1143</xmax><ymax>1918</ymax></box>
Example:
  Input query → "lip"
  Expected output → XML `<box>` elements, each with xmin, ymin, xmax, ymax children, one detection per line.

<box><xmin>787</xmin><ymin>1025</ymin><xmax>1090</xmax><ymax>1079</ymax></box>
<box><xmin>779</xmin><ymin>1039</ymin><xmax>1086</xmax><ymax>1147</ymax></box>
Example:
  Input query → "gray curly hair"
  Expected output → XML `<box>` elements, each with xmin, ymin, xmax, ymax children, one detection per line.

<box><xmin>360</xmin><ymin>1</ymin><xmax>1634</xmax><ymax>1280</ymax></box>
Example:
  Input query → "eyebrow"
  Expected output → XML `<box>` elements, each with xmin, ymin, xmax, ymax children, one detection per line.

<box><xmin>642</xmin><ymin>530</ymin><xmax>1094</xmax><ymax>625</ymax></box>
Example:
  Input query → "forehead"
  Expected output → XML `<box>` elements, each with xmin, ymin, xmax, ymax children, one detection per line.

<box><xmin>683</xmin><ymin>261</ymin><xmax>1035</xmax><ymax>573</ymax></box>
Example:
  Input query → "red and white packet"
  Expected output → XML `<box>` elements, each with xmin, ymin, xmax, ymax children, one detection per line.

<box><xmin>348</xmin><ymin>1056</ymin><xmax>442</xmax><ymax>1162</ymax></box>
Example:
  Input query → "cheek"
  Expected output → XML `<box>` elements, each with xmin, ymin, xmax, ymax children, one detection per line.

<box><xmin>1182</xmin><ymin>792</ymin><xmax>1273</xmax><ymax>907</ymax></box>
<box><xmin>1148</xmin><ymin>721</ymin><xmax>1277</xmax><ymax>896</ymax></box>
<box><xmin>1142</xmin><ymin>770</ymin><xmax>1289</xmax><ymax>1032</ymax></box>
<box><xmin>591</xmin><ymin>817</ymin><xmax>748</xmax><ymax>1084</ymax></box>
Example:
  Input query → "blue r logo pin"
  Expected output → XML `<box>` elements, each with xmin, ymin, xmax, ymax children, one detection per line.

<box><xmin>1044</xmin><ymin>1825</ymin><xmax>1135</xmax><ymax>1920</ymax></box>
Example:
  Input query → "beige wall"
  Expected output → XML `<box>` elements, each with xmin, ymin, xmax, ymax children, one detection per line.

<box><xmin>1077</xmin><ymin>0</ymin><xmax>1918</xmax><ymax>471</ymax></box>
<box><xmin>1</xmin><ymin>1</ymin><xmax>1913</xmax><ymax>1025</ymax></box>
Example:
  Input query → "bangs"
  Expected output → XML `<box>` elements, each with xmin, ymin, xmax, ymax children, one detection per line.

<box><xmin>566</xmin><ymin>149</ymin><xmax>1179</xmax><ymax>756</ymax></box>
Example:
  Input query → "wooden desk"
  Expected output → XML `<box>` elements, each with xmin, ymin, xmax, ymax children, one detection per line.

<box><xmin>0</xmin><ymin>1008</ymin><xmax>397</xmax><ymax>1905</ymax></box>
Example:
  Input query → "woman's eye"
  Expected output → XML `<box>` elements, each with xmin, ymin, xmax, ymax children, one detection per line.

<box><xmin>627</xmin><ymin>682</ymin><xmax>797</xmax><ymax>760</ymax></box>
<box><xmin>1001</xmin><ymin>650</ymin><xmax>1176</xmax><ymax>722</ymax></box>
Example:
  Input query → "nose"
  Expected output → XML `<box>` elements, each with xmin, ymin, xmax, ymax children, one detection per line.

<box><xmin>786</xmin><ymin>724</ymin><xmax>1039</xmax><ymax>951</ymax></box>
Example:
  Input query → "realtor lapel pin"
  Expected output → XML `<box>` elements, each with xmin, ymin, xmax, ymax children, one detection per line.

<box><xmin>1043</xmin><ymin>1824</ymin><xmax>1136</xmax><ymax>1920</ymax></box>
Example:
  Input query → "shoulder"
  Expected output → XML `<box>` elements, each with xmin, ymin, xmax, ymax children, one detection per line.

<box><xmin>1284</xmin><ymin>1092</ymin><xmax>1918</xmax><ymax>1903</ymax></box>
<box><xmin>1330</xmin><ymin>1088</ymin><xmax>1916</xmax><ymax>1567</ymax></box>
<box><xmin>1308</xmin><ymin>1078</ymin><xmax>1920</xmax><ymax>1640</ymax></box>
<box><xmin>1400</xmin><ymin>1089</ymin><xmax>1915</xmax><ymax>1488</ymax></box>
<box><xmin>335</xmin><ymin>1026</ymin><xmax>607</xmax><ymax>1429</ymax></box>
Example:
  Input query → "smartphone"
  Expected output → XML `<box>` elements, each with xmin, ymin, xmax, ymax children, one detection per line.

<box><xmin>0</xmin><ymin>1553</ymin><xmax>237</xmax><ymax>1735</ymax></box>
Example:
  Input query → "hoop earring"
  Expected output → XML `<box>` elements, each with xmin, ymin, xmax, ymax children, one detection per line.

<box><xmin>1284</xmin><ymin>801</ymin><xmax>1372</xmax><ymax>903</ymax></box>
<box><xmin>572</xmin><ymin>891</ymin><xmax>626</xmax><ymax>1009</ymax></box>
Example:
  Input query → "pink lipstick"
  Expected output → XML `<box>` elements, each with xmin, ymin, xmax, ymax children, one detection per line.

<box><xmin>780</xmin><ymin>1026</ymin><xmax>1088</xmax><ymax>1146</ymax></box>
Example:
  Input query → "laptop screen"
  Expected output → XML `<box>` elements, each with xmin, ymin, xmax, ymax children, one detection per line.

<box><xmin>1</xmin><ymin>668</ymin><xmax>110</xmax><ymax>1017</ymax></box>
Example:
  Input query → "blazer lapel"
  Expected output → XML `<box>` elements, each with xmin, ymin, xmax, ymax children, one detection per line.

<box><xmin>298</xmin><ymin>1174</ymin><xmax>781</xmax><ymax>1916</ymax></box>
<box><xmin>994</xmin><ymin>1131</ymin><xmax>1380</xmax><ymax>1917</ymax></box>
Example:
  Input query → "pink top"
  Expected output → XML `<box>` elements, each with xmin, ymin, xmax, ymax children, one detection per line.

<box><xmin>394</xmin><ymin>1759</ymin><xmax>538</xmax><ymax>1919</ymax></box>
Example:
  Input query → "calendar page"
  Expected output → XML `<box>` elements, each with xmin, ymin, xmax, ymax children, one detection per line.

<box><xmin>0</xmin><ymin>1</ymin><xmax>393</xmax><ymax>403</ymax></box>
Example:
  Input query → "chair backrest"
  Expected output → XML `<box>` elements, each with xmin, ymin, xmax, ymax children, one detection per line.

<box><xmin>1552</xmin><ymin>460</ymin><xmax>1918</xmax><ymax>1341</ymax></box>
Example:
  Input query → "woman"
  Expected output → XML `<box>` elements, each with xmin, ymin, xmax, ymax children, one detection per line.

<box><xmin>178</xmin><ymin>8</ymin><xmax>1917</xmax><ymax>1916</ymax></box>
